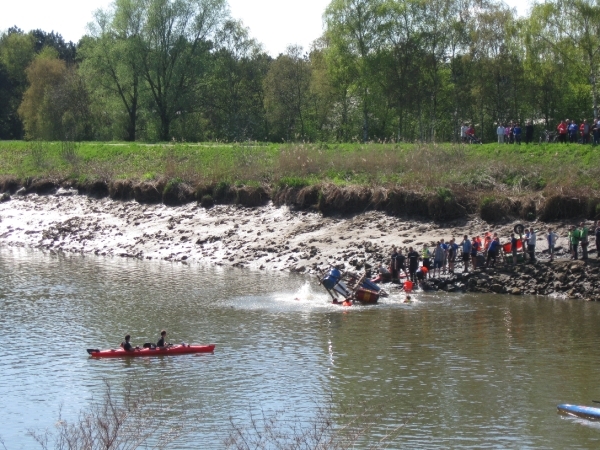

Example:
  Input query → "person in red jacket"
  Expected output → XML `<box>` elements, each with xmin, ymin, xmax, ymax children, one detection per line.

<box><xmin>580</xmin><ymin>119</ymin><xmax>589</xmax><ymax>143</ymax></box>
<box><xmin>557</xmin><ymin>119</ymin><xmax>568</xmax><ymax>143</ymax></box>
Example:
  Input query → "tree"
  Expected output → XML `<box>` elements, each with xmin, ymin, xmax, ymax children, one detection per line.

<box><xmin>0</xmin><ymin>28</ymin><xmax>35</xmax><ymax>138</ymax></box>
<box><xmin>30</xmin><ymin>29</ymin><xmax>77</xmax><ymax>63</ymax></box>
<box><xmin>79</xmin><ymin>0</ymin><xmax>146</xmax><ymax>141</ymax></box>
<box><xmin>324</xmin><ymin>0</ymin><xmax>388</xmax><ymax>141</ymax></box>
<box><xmin>18</xmin><ymin>49</ymin><xmax>91</xmax><ymax>140</ymax></box>
<box><xmin>138</xmin><ymin>0</ymin><xmax>228</xmax><ymax>141</ymax></box>
<box><xmin>532</xmin><ymin>0</ymin><xmax>600</xmax><ymax>117</ymax></box>
<box><xmin>263</xmin><ymin>45</ymin><xmax>313</xmax><ymax>141</ymax></box>
<box><xmin>204</xmin><ymin>20</ymin><xmax>269</xmax><ymax>141</ymax></box>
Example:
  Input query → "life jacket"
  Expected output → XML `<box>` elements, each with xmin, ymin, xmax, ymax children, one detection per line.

<box><xmin>484</xmin><ymin>236</ymin><xmax>492</xmax><ymax>250</ymax></box>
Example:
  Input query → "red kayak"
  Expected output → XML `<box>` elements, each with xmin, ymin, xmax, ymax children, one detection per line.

<box><xmin>87</xmin><ymin>344</ymin><xmax>215</xmax><ymax>358</ymax></box>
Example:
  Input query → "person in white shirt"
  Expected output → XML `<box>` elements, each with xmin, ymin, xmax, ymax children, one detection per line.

<box><xmin>547</xmin><ymin>228</ymin><xmax>558</xmax><ymax>262</ymax></box>
<box><xmin>527</xmin><ymin>228</ymin><xmax>537</xmax><ymax>263</ymax></box>
<box><xmin>461</xmin><ymin>123</ymin><xmax>468</xmax><ymax>142</ymax></box>
<box><xmin>497</xmin><ymin>123</ymin><xmax>505</xmax><ymax>144</ymax></box>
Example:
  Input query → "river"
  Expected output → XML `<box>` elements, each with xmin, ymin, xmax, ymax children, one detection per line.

<box><xmin>1</xmin><ymin>247</ymin><xmax>600</xmax><ymax>449</ymax></box>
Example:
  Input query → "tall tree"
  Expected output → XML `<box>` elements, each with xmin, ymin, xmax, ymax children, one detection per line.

<box><xmin>30</xmin><ymin>29</ymin><xmax>77</xmax><ymax>63</ymax></box>
<box><xmin>532</xmin><ymin>0</ymin><xmax>600</xmax><ymax>117</ymax></box>
<box><xmin>263</xmin><ymin>45</ymin><xmax>313</xmax><ymax>141</ymax></box>
<box><xmin>138</xmin><ymin>0</ymin><xmax>228</xmax><ymax>141</ymax></box>
<box><xmin>80</xmin><ymin>0</ymin><xmax>145</xmax><ymax>141</ymax></box>
<box><xmin>205</xmin><ymin>20</ymin><xmax>268</xmax><ymax>141</ymax></box>
<box><xmin>0</xmin><ymin>29</ymin><xmax>35</xmax><ymax>138</ymax></box>
<box><xmin>324</xmin><ymin>0</ymin><xmax>388</xmax><ymax>141</ymax></box>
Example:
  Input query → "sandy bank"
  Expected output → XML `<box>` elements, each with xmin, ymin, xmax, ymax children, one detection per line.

<box><xmin>0</xmin><ymin>191</ymin><xmax>583</xmax><ymax>272</ymax></box>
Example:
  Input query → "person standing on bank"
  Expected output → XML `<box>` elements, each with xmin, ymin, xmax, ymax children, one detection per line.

<box><xmin>396</xmin><ymin>247</ymin><xmax>409</xmax><ymax>279</ymax></box>
<box><xmin>486</xmin><ymin>237</ymin><xmax>500</xmax><ymax>267</ymax></box>
<box><xmin>433</xmin><ymin>241</ymin><xmax>445</xmax><ymax>278</ymax></box>
<box><xmin>471</xmin><ymin>236</ymin><xmax>480</xmax><ymax>268</ymax></box>
<box><xmin>522</xmin><ymin>228</ymin><xmax>530</xmax><ymax>261</ymax></box>
<box><xmin>461</xmin><ymin>235</ymin><xmax>472</xmax><ymax>272</ymax></box>
<box><xmin>407</xmin><ymin>247</ymin><xmax>419</xmax><ymax>282</ymax></box>
<box><xmin>547</xmin><ymin>228</ymin><xmax>558</xmax><ymax>262</ymax></box>
<box><xmin>390</xmin><ymin>246</ymin><xmax>399</xmax><ymax>280</ymax></box>
<box><xmin>513</xmin><ymin>123</ymin><xmax>522</xmax><ymax>144</ymax></box>
<box><xmin>580</xmin><ymin>222</ymin><xmax>590</xmax><ymax>260</ymax></box>
<box><xmin>568</xmin><ymin>119</ymin><xmax>579</xmax><ymax>143</ymax></box>
<box><xmin>497</xmin><ymin>123</ymin><xmax>505</xmax><ymax>144</ymax></box>
<box><xmin>422</xmin><ymin>244</ymin><xmax>431</xmax><ymax>277</ymax></box>
<box><xmin>510</xmin><ymin>233</ymin><xmax>519</xmax><ymax>264</ymax></box>
<box><xmin>557</xmin><ymin>120</ymin><xmax>568</xmax><ymax>143</ymax></box>
<box><xmin>527</xmin><ymin>228</ymin><xmax>537</xmax><ymax>263</ymax></box>
<box><xmin>525</xmin><ymin>121</ymin><xmax>534</xmax><ymax>144</ymax></box>
<box><xmin>570</xmin><ymin>225</ymin><xmax>580</xmax><ymax>260</ymax></box>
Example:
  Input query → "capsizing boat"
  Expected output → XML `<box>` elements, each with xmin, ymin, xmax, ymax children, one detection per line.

<box><xmin>87</xmin><ymin>344</ymin><xmax>215</xmax><ymax>358</ymax></box>
<box><xmin>318</xmin><ymin>267</ymin><xmax>385</xmax><ymax>305</ymax></box>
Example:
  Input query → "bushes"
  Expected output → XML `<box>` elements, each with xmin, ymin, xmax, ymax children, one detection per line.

<box><xmin>426</xmin><ymin>188</ymin><xmax>465</xmax><ymax>221</ymax></box>
<box><xmin>539</xmin><ymin>194</ymin><xmax>588</xmax><ymax>221</ymax></box>
<box><xmin>480</xmin><ymin>196</ymin><xmax>510</xmax><ymax>222</ymax></box>
<box><xmin>162</xmin><ymin>178</ymin><xmax>194</xmax><ymax>206</ymax></box>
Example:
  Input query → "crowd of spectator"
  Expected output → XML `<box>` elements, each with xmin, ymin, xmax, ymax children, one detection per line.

<box><xmin>386</xmin><ymin>221</ymin><xmax>600</xmax><ymax>285</ymax></box>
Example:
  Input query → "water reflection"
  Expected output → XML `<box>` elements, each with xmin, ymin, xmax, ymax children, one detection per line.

<box><xmin>1</xmin><ymin>248</ymin><xmax>600</xmax><ymax>448</ymax></box>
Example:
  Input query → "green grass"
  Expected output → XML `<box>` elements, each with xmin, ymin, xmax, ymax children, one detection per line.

<box><xmin>0</xmin><ymin>140</ymin><xmax>599</xmax><ymax>194</ymax></box>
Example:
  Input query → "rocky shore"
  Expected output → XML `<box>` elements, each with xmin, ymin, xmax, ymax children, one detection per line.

<box><xmin>414</xmin><ymin>259</ymin><xmax>600</xmax><ymax>300</ymax></box>
<box><xmin>0</xmin><ymin>190</ymin><xmax>598</xmax><ymax>300</ymax></box>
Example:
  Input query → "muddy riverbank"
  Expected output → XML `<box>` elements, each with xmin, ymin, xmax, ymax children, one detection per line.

<box><xmin>0</xmin><ymin>191</ymin><xmax>598</xmax><ymax>300</ymax></box>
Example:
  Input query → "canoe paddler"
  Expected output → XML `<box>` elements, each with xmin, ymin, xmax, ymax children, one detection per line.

<box><xmin>120</xmin><ymin>334</ymin><xmax>136</xmax><ymax>351</ymax></box>
<box><xmin>156</xmin><ymin>330</ymin><xmax>171</xmax><ymax>348</ymax></box>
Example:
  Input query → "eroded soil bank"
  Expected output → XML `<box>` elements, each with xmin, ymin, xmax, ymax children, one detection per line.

<box><xmin>0</xmin><ymin>191</ymin><xmax>598</xmax><ymax>300</ymax></box>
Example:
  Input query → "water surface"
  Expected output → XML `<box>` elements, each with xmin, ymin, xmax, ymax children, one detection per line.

<box><xmin>1</xmin><ymin>248</ymin><xmax>600</xmax><ymax>449</ymax></box>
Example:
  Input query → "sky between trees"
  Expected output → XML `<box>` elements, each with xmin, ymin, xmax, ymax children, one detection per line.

<box><xmin>1</xmin><ymin>0</ymin><xmax>527</xmax><ymax>56</ymax></box>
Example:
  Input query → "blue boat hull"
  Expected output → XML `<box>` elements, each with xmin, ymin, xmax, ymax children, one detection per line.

<box><xmin>557</xmin><ymin>404</ymin><xmax>600</xmax><ymax>420</ymax></box>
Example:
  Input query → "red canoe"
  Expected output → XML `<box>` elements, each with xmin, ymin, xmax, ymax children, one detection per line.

<box><xmin>87</xmin><ymin>344</ymin><xmax>215</xmax><ymax>358</ymax></box>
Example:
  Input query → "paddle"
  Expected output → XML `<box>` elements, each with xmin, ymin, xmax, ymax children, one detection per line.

<box><xmin>592</xmin><ymin>400</ymin><xmax>600</xmax><ymax>404</ymax></box>
<box><xmin>86</xmin><ymin>348</ymin><xmax>100</xmax><ymax>355</ymax></box>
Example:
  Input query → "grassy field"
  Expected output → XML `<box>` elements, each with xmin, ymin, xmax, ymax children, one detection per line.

<box><xmin>0</xmin><ymin>140</ymin><xmax>599</xmax><ymax>195</ymax></box>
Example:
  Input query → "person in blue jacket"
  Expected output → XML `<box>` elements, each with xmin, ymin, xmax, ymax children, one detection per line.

<box><xmin>513</xmin><ymin>123</ymin><xmax>522</xmax><ymax>144</ymax></box>
<box><xmin>568</xmin><ymin>119</ymin><xmax>579</xmax><ymax>143</ymax></box>
<box><xmin>486</xmin><ymin>237</ymin><xmax>501</xmax><ymax>267</ymax></box>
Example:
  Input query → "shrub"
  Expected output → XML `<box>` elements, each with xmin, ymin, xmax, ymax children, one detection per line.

<box><xmin>213</xmin><ymin>181</ymin><xmax>231</xmax><ymax>203</ymax></box>
<box><xmin>28</xmin><ymin>381</ymin><xmax>191</xmax><ymax>450</ymax></box>
<box><xmin>200</xmin><ymin>194</ymin><xmax>214</xmax><ymax>208</ymax></box>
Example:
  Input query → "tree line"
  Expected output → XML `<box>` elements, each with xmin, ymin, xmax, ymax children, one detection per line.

<box><xmin>0</xmin><ymin>0</ymin><xmax>598</xmax><ymax>144</ymax></box>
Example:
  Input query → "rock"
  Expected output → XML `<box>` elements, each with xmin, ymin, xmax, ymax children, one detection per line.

<box><xmin>490</xmin><ymin>283</ymin><xmax>506</xmax><ymax>293</ymax></box>
<box><xmin>55</xmin><ymin>187</ymin><xmax>78</xmax><ymax>196</ymax></box>
<box><xmin>0</xmin><ymin>192</ymin><xmax>10</xmax><ymax>202</ymax></box>
<box><xmin>510</xmin><ymin>287</ymin><xmax>522</xmax><ymax>295</ymax></box>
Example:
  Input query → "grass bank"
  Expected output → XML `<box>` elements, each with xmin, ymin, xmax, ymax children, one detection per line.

<box><xmin>0</xmin><ymin>140</ymin><xmax>599</xmax><ymax>221</ymax></box>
